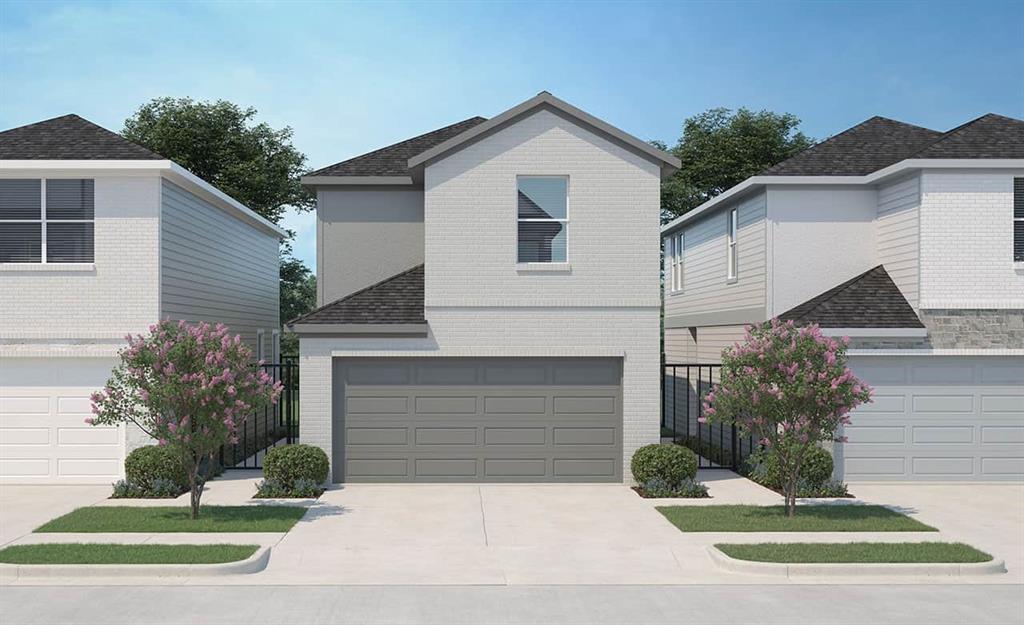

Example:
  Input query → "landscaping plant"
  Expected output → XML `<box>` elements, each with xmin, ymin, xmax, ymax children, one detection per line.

<box><xmin>262</xmin><ymin>444</ymin><xmax>329</xmax><ymax>490</ymax></box>
<box><xmin>631</xmin><ymin>443</ymin><xmax>698</xmax><ymax>485</ymax></box>
<box><xmin>700</xmin><ymin>319</ymin><xmax>872</xmax><ymax>517</ymax></box>
<box><xmin>122</xmin><ymin>444</ymin><xmax>188</xmax><ymax>494</ymax></box>
<box><xmin>88</xmin><ymin>320</ymin><xmax>283</xmax><ymax>519</ymax></box>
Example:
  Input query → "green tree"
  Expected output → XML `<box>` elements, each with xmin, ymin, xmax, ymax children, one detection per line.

<box><xmin>122</xmin><ymin>97</ymin><xmax>314</xmax><ymax>223</ymax></box>
<box><xmin>659</xmin><ymin>108</ymin><xmax>813</xmax><ymax>222</ymax></box>
<box><xmin>279</xmin><ymin>255</ymin><xmax>317</xmax><ymax>357</ymax></box>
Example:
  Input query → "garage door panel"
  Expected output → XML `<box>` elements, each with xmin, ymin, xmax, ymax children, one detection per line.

<box><xmin>334</xmin><ymin>358</ymin><xmax>622</xmax><ymax>483</ymax></box>
<box><xmin>842</xmin><ymin>356</ymin><xmax>1024</xmax><ymax>482</ymax></box>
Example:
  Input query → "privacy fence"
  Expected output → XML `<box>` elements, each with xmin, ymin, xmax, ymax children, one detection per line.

<box><xmin>219</xmin><ymin>359</ymin><xmax>299</xmax><ymax>470</ymax></box>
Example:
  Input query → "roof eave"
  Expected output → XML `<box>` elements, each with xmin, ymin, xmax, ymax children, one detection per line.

<box><xmin>300</xmin><ymin>175</ymin><xmax>414</xmax><ymax>187</ymax></box>
<box><xmin>820</xmin><ymin>327</ymin><xmax>928</xmax><ymax>338</ymax></box>
<box><xmin>288</xmin><ymin>322</ymin><xmax>428</xmax><ymax>336</ymax></box>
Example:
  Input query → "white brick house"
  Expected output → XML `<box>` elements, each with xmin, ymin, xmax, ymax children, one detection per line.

<box><xmin>294</xmin><ymin>93</ymin><xmax>679</xmax><ymax>483</ymax></box>
<box><xmin>661</xmin><ymin>113</ymin><xmax>1024</xmax><ymax>482</ymax></box>
<box><xmin>0</xmin><ymin>115</ymin><xmax>286</xmax><ymax>483</ymax></box>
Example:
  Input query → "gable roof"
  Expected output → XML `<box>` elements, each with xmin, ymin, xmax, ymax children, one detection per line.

<box><xmin>407</xmin><ymin>92</ymin><xmax>681</xmax><ymax>178</ymax></box>
<box><xmin>779</xmin><ymin>265</ymin><xmax>924</xmax><ymax>329</ymax></box>
<box><xmin>290</xmin><ymin>265</ymin><xmax>425</xmax><ymax>326</ymax></box>
<box><xmin>305</xmin><ymin>117</ymin><xmax>487</xmax><ymax>179</ymax></box>
<box><xmin>763</xmin><ymin>117</ymin><xmax>942</xmax><ymax>176</ymax></box>
<box><xmin>910</xmin><ymin>113</ymin><xmax>1024</xmax><ymax>159</ymax></box>
<box><xmin>0</xmin><ymin>114</ymin><xmax>163</xmax><ymax>160</ymax></box>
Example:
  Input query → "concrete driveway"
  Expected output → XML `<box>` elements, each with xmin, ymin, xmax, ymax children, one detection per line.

<box><xmin>0</xmin><ymin>484</ymin><xmax>109</xmax><ymax>546</ymax></box>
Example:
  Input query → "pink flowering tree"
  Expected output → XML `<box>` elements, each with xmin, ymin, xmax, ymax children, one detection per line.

<box><xmin>88</xmin><ymin>320</ymin><xmax>282</xmax><ymax>519</ymax></box>
<box><xmin>701</xmin><ymin>319</ymin><xmax>872</xmax><ymax>517</ymax></box>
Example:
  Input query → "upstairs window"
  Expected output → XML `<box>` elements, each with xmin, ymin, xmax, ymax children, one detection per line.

<box><xmin>726</xmin><ymin>207</ymin><xmax>738</xmax><ymax>280</ymax></box>
<box><xmin>1015</xmin><ymin>178</ymin><xmax>1024</xmax><ymax>262</ymax></box>
<box><xmin>666</xmin><ymin>232</ymin><xmax>683</xmax><ymax>293</ymax></box>
<box><xmin>517</xmin><ymin>176</ymin><xmax>567</xmax><ymax>263</ymax></box>
<box><xmin>0</xmin><ymin>178</ymin><xmax>94</xmax><ymax>263</ymax></box>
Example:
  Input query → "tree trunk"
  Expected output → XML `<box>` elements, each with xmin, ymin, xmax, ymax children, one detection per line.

<box><xmin>187</xmin><ymin>455</ymin><xmax>202</xmax><ymax>520</ymax></box>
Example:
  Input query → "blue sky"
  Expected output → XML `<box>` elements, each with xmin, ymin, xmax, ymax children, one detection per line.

<box><xmin>2</xmin><ymin>1</ymin><xmax>1022</xmax><ymax>270</ymax></box>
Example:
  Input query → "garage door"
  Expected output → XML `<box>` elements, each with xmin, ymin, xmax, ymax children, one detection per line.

<box><xmin>332</xmin><ymin>358</ymin><xmax>622</xmax><ymax>482</ymax></box>
<box><xmin>0</xmin><ymin>358</ymin><xmax>124</xmax><ymax>483</ymax></box>
<box><xmin>839</xmin><ymin>356</ymin><xmax>1024</xmax><ymax>481</ymax></box>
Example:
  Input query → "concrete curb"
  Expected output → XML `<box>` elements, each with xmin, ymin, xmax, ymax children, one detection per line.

<box><xmin>707</xmin><ymin>546</ymin><xmax>1007</xmax><ymax>577</ymax></box>
<box><xmin>0</xmin><ymin>545</ymin><xmax>271</xmax><ymax>580</ymax></box>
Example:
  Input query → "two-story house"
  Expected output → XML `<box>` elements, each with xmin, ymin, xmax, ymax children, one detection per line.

<box><xmin>293</xmin><ymin>92</ymin><xmax>680</xmax><ymax>483</ymax></box>
<box><xmin>0</xmin><ymin>114</ymin><xmax>286</xmax><ymax>483</ymax></box>
<box><xmin>661</xmin><ymin>113</ymin><xmax>1024</xmax><ymax>482</ymax></box>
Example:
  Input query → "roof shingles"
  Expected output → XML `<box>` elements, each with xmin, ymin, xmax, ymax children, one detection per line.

<box><xmin>290</xmin><ymin>265</ymin><xmax>425</xmax><ymax>325</ymax></box>
<box><xmin>0</xmin><ymin>114</ymin><xmax>163</xmax><ymax>160</ymax></box>
<box><xmin>779</xmin><ymin>265</ymin><xmax>924</xmax><ymax>329</ymax></box>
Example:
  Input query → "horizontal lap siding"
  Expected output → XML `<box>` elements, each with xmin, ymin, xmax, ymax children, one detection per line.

<box><xmin>664</xmin><ymin>192</ymin><xmax>766</xmax><ymax>318</ymax></box>
<box><xmin>160</xmin><ymin>180</ymin><xmax>279</xmax><ymax>352</ymax></box>
<box><xmin>877</xmin><ymin>174</ymin><xmax>920</xmax><ymax>309</ymax></box>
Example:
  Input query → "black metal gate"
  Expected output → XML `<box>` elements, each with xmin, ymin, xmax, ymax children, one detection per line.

<box><xmin>661</xmin><ymin>363</ymin><xmax>755</xmax><ymax>470</ymax></box>
<box><xmin>219</xmin><ymin>359</ymin><xmax>298</xmax><ymax>470</ymax></box>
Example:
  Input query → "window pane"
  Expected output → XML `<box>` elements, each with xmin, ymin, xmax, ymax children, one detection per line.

<box><xmin>1015</xmin><ymin>221</ymin><xmax>1024</xmax><ymax>262</ymax></box>
<box><xmin>518</xmin><ymin>178</ymin><xmax>566</xmax><ymax>219</ymax></box>
<box><xmin>47</xmin><ymin>179</ymin><xmax>95</xmax><ymax>220</ymax></box>
<box><xmin>518</xmin><ymin>221</ymin><xmax>567</xmax><ymax>263</ymax></box>
<box><xmin>0</xmin><ymin>223</ymin><xmax>42</xmax><ymax>262</ymax></box>
<box><xmin>47</xmin><ymin>223</ymin><xmax>94</xmax><ymax>263</ymax></box>
<box><xmin>0</xmin><ymin>179</ymin><xmax>41</xmax><ymax>220</ymax></box>
<box><xmin>1014</xmin><ymin>178</ymin><xmax>1024</xmax><ymax>220</ymax></box>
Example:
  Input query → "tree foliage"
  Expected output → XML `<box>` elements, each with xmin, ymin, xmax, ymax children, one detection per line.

<box><xmin>122</xmin><ymin>97</ymin><xmax>314</xmax><ymax>223</ymax></box>
<box><xmin>659</xmin><ymin>108</ymin><xmax>813</xmax><ymax>222</ymax></box>
<box><xmin>89</xmin><ymin>321</ymin><xmax>283</xmax><ymax>519</ymax></box>
<box><xmin>701</xmin><ymin>319</ymin><xmax>872</xmax><ymax>516</ymax></box>
<box><xmin>279</xmin><ymin>255</ymin><xmax>317</xmax><ymax>357</ymax></box>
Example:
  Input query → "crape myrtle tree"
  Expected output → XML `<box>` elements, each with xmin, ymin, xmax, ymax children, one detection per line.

<box><xmin>88</xmin><ymin>320</ymin><xmax>283</xmax><ymax>519</ymax></box>
<box><xmin>701</xmin><ymin>319</ymin><xmax>872</xmax><ymax>516</ymax></box>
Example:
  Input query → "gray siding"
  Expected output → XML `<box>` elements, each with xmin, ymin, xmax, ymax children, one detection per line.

<box><xmin>664</xmin><ymin>192</ymin><xmax>767</xmax><ymax>324</ymax></box>
<box><xmin>159</xmin><ymin>180</ymin><xmax>279</xmax><ymax>355</ymax></box>
<box><xmin>663</xmin><ymin>324</ymin><xmax>745</xmax><ymax>364</ymax></box>
<box><xmin>877</xmin><ymin>174</ymin><xmax>920</xmax><ymax>309</ymax></box>
<box><xmin>317</xmin><ymin>187</ymin><xmax>424</xmax><ymax>305</ymax></box>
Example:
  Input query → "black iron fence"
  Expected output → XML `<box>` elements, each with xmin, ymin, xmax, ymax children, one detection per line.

<box><xmin>662</xmin><ymin>363</ymin><xmax>756</xmax><ymax>470</ymax></box>
<box><xmin>219</xmin><ymin>359</ymin><xmax>299</xmax><ymax>470</ymax></box>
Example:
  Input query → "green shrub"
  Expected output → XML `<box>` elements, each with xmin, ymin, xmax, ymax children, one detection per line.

<box><xmin>631</xmin><ymin>444</ymin><xmax>698</xmax><ymax>485</ymax></box>
<box><xmin>254</xmin><ymin>478</ymin><xmax>323</xmax><ymax>499</ymax></box>
<box><xmin>124</xmin><ymin>445</ymin><xmax>188</xmax><ymax>491</ymax></box>
<box><xmin>639</xmin><ymin>477</ymin><xmax>709</xmax><ymax>498</ymax></box>
<box><xmin>760</xmin><ymin>445</ymin><xmax>834</xmax><ymax>489</ymax></box>
<box><xmin>263</xmin><ymin>444</ymin><xmax>329</xmax><ymax>489</ymax></box>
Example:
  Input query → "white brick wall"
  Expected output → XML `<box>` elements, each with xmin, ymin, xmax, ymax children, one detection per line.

<box><xmin>919</xmin><ymin>170</ymin><xmax>1024</xmax><ymax>309</ymax></box>
<box><xmin>300</xmin><ymin>108</ymin><xmax>664</xmax><ymax>483</ymax></box>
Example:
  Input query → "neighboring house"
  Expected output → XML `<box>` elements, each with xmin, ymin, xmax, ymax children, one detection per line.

<box><xmin>293</xmin><ymin>92</ymin><xmax>680</xmax><ymax>483</ymax></box>
<box><xmin>0</xmin><ymin>114</ymin><xmax>287</xmax><ymax>484</ymax></box>
<box><xmin>661</xmin><ymin>113</ymin><xmax>1024</xmax><ymax>482</ymax></box>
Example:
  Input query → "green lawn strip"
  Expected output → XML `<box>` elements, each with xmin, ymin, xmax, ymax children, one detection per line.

<box><xmin>656</xmin><ymin>505</ymin><xmax>937</xmax><ymax>532</ymax></box>
<box><xmin>715</xmin><ymin>542</ymin><xmax>992</xmax><ymax>564</ymax></box>
<box><xmin>35</xmin><ymin>506</ymin><xmax>307</xmax><ymax>533</ymax></box>
<box><xmin>0</xmin><ymin>543</ymin><xmax>259</xmax><ymax>565</ymax></box>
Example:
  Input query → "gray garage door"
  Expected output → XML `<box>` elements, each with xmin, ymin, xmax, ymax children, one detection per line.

<box><xmin>839</xmin><ymin>356</ymin><xmax>1024</xmax><ymax>482</ymax></box>
<box><xmin>331</xmin><ymin>358</ymin><xmax>622</xmax><ymax>482</ymax></box>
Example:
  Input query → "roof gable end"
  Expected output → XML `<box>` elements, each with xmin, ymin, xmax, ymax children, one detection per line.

<box><xmin>0</xmin><ymin>114</ymin><xmax>164</xmax><ymax>160</ymax></box>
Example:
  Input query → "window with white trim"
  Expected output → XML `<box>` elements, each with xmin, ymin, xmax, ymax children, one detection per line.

<box><xmin>517</xmin><ymin>176</ymin><xmax>567</xmax><ymax>263</ymax></box>
<box><xmin>726</xmin><ymin>207</ymin><xmax>738</xmax><ymax>280</ymax></box>
<box><xmin>666</xmin><ymin>232</ymin><xmax>684</xmax><ymax>293</ymax></box>
<box><xmin>0</xmin><ymin>178</ymin><xmax>94</xmax><ymax>263</ymax></box>
<box><xmin>1014</xmin><ymin>178</ymin><xmax>1024</xmax><ymax>262</ymax></box>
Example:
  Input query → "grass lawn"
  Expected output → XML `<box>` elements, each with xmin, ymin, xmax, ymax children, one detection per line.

<box><xmin>656</xmin><ymin>505</ymin><xmax>937</xmax><ymax>532</ymax></box>
<box><xmin>0</xmin><ymin>543</ymin><xmax>259</xmax><ymax>565</ymax></box>
<box><xmin>35</xmin><ymin>506</ymin><xmax>307</xmax><ymax>533</ymax></box>
<box><xmin>716</xmin><ymin>542</ymin><xmax>992</xmax><ymax>564</ymax></box>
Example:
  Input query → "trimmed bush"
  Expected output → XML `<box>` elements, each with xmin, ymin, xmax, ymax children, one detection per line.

<box><xmin>761</xmin><ymin>445</ymin><xmax>834</xmax><ymax>489</ymax></box>
<box><xmin>263</xmin><ymin>444</ymin><xmax>329</xmax><ymax>489</ymax></box>
<box><xmin>638</xmin><ymin>477</ymin><xmax>709</xmax><ymax>499</ymax></box>
<box><xmin>631</xmin><ymin>444</ymin><xmax>698</xmax><ymax>485</ymax></box>
<box><xmin>124</xmin><ymin>445</ymin><xmax>188</xmax><ymax>491</ymax></box>
<box><xmin>254</xmin><ymin>478</ymin><xmax>323</xmax><ymax>499</ymax></box>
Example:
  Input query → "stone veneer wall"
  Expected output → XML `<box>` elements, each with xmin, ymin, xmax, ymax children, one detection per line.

<box><xmin>848</xmin><ymin>309</ymin><xmax>1024</xmax><ymax>350</ymax></box>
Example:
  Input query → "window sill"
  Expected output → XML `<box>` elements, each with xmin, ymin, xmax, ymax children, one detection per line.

<box><xmin>667</xmin><ymin>290</ymin><xmax>686</xmax><ymax>297</ymax></box>
<box><xmin>516</xmin><ymin>262</ymin><xmax>571</xmax><ymax>273</ymax></box>
<box><xmin>725</xmin><ymin>277</ymin><xmax>738</xmax><ymax>285</ymax></box>
<box><xmin>0</xmin><ymin>263</ymin><xmax>95</xmax><ymax>273</ymax></box>
<box><xmin>1015</xmin><ymin>262</ymin><xmax>1024</xmax><ymax>274</ymax></box>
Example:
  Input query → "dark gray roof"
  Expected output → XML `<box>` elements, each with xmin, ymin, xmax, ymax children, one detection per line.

<box><xmin>308</xmin><ymin>117</ymin><xmax>487</xmax><ymax>177</ymax></box>
<box><xmin>910</xmin><ymin>113</ymin><xmax>1024</xmax><ymax>159</ymax></box>
<box><xmin>763</xmin><ymin>113</ymin><xmax>1024</xmax><ymax>176</ymax></box>
<box><xmin>0</xmin><ymin>114</ymin><xmax>163</xmax><ymax>160</ymax></box>
<box><xmin>763</xmin><ymin>117</ymin><xmax>942</xmax><ymax>176</ymax></box>
<box><xmin>290</xmin><ymin>265</ymin><xmax>424</xmax><ymax>325</ymax></box>
<box><xmin>779</xmin><ymin>265</ymin><xmax>924</xmax><ymax>329</ymax></box>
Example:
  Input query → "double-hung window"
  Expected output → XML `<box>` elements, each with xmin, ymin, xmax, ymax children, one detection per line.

<box><xmin>517</xmin><ymin>176</ymin><xmax>567</xmax><ymax>263</ymax></box>
<box><xmin>1014</xmin><ymin>178</ymin><xmax>1024</xmax><ymax>262</ymax></box>
<box><xmin>666</xmin><ymin>232</ymin><xmax>684</xmax><ymax>293</ymax></box>
<box><xmin>726</xmin><ymin>207</ymin><xmax>738</xmax><ymax>280</ymax></box>
<box><xmin>0</xmin><ymin>178</ymin><xmax>95</xmax><ymax>264</ymax></box>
